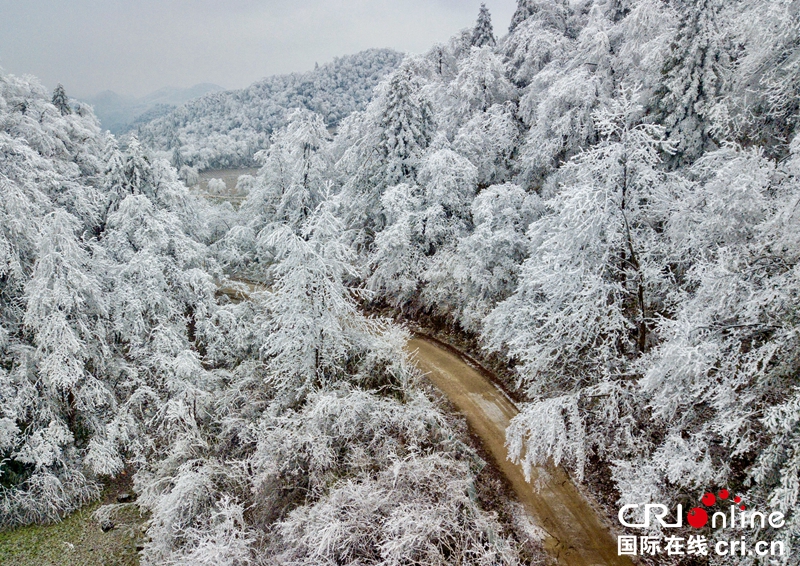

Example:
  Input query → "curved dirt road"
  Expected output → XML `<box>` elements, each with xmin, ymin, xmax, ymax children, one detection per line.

<box><xmin>407</xmin><ymin>336</ymin><xmax>631</xmax><ymax>566</ymax></box>
<box><xmin>223</xmin><ymin>275</ymin><xmax>629</xmax><ymax>565</ymax></box>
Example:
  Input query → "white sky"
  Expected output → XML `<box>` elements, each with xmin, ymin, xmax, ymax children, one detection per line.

<box><xmin>0</xmin><ymin>0</ymin><xmax>518</xmax><ymax>98</ymax></box>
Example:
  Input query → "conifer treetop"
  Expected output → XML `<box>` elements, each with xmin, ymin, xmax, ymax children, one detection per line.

<box><xmin>472</xmin><ymin>3</ymin><xmax>497</xmax><ymax>48</ymax></box>
<box><xmin>52</xmin><ymin>83</ymin><xmax>71</xmax><ymax>115</ymax></box>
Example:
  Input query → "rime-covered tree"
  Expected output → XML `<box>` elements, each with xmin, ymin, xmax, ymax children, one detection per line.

<box><xmin>471</xmin><ymin>4</ymin><xmax>496</xmax><ymax>48</ymax></box>
<box><xmin>508</xmin><ymin>0</ymin><xmax>572</xmax><ymax>35</ymax></box>
<box><xmin>121</xmin><ymin>136</ymin><xmax>155</xmax><ymax>197</ymax></box>
<box><xmin>376</xmin><ymin>63</ymin><xmax>435</xmax><ymax>186</ymax></box>
<box><xmin>171</xmin><ymin>145</ymin><xmax>185</xmax><ymax>170</ymax></box>
<box><xmin>0</xmin><ymin>72</ymin><xmax>111</xmax><ymax>525</ymax></box>
<box><xmin>502</xmin><ymin>10</ymin><xmax>573</xmax><ymax>87</ymax></box>
<box><xmin>486</xmin><ymin>90</ymin><xmax>673</xmax><ymax>480</ymax></box>
<box><xmin>336</xmin><ymin>60</ymin><xmax>435</xmax><ymax>241</ymax></box>
<box><xmin>487</xmin><ymin>89</ymin><xmax>672</xmax><ymax>390</ymax></box>
<box><xmin>51</xmin><ymin>83</ymin><xmax>71</xmax><ymax>116</ymax></box>
<box><xmin>100</xmin><ymin>137</ymin><xmax>128</xmax><ymax>221</ymax></box>
<box><xmin>728</xmin><ymin>0</ymin><xmax>800</xmax><ymax>152</ymax></box>
<box><xmin>656</xmin><ymin>0</ymin><xmax>730</xmax><ymax>163</ymax></box>
<box><xmin>454</xmin><ymin>101</ymin><xmax>520</xmax><ymax>187</ymax></box>
<box><xmin>366</xmin><ymin>145</ymin><xmax>479</xmax><ymax>309</ymax></box>
<box><xmin>619</xmin><ymin>142</ymin><xmax>800</xmax><ymax>540</ymax></box>
<box><xmin>509</xmin><ymin>0</ymin><xmax>537</xmax><ymax>33</ymax></box>
<box><xmin>446</xmin><ymin>47</ymin><xmax>517</xmax><ymax>127</ymax></box>
<box><xmin>276</xmin><ymin>454</ymin><xmax>520</xmax><ymax>566</ymax></box>
<box><xmin>417</xmin><ymin>146</ymin><xmax>477</xmax><ymax>249</ymax></box>
<box><xmin>257</xmin><ymin>202</ymin><xmax>367</xmax><ymax>399</ymax></box>
<box><xmin>611</xmin><ymin>0</ymin><xmax>676</xmax><ymax>92</ymax></box>
<box><xmin>242</xmin><ymin>109</ymin><xmax>332</xmax><ymax>232</ymax></box>
<box><xmin>365</xmin><ymin>184</ymin><xmax>424</xmax><ymax>306</ymax></box>
<box><xmin>449</xmin><ymin>183</ymin><xmax>540</xmax><ymax>331</ymax></box>
<box><xmin>516</xmin><ymin>65</ymin><xmax>604</xmax><ymax>183</ymax></box>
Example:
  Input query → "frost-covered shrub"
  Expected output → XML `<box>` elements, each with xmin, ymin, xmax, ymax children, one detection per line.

<box><xmin>250</xmin><ymin>388</ymin><xmax>450</xmax><ymax>498</ymax></box>
<box><xmin>276</xmin><ymin>455</ymin><xmax>520</xmax><ymax>566</ymax></box>
<box><xmin>207</xmin><ymin>178</ymin><xmax>226</xmax><ymax>194</ymax></box>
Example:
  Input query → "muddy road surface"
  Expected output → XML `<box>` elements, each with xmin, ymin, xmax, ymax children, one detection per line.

<box><xmin>407</xmin><ymin>336</ymin><xmax>631</xmax><ymax>566</ymax></box>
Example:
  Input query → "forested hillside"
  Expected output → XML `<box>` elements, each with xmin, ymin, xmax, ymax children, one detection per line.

<box><xmin>0</xmin><ymin>70</ymin><xmax>525</xmax><ymax>564</ymax></box>
<box><xmin>82</xmin><ymin>84</ymin><xmax>225</xmax><ymax>135</ymax></box>
<box><xmin>4</xmin><ymin>0</ymin><xmax>800</xmax><ymax>564</ymax></box>
<box><xmin>232</xmin><ymin>0</ymin><xmax>800</xmax><ymax>561</ymax></box>
<box><xmin>0</xmin><ymin>72</ymin><xmax>226</xmax><ymax>526</ymax></box>
<box><xmin>136</xmin><ymin>49</ymin><xmax>404</xmax><ymax>170</ymax></box>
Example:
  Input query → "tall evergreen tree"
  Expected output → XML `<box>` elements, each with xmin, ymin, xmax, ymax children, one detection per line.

<box><xmin>508</xmin><ymin>0</ymin><xmax>570</xmax><ymax>34</ymax></box>
<box><xmin>51</xmin><ymin>84</ymin><xmax>71</xmax><ymax>116</ymax></box>
<box><xmin>377</xmin><ymin>64</ymin><xmax>435</xmax><ymax>186</ymax></box>
<box><xmin>121</xmin><ymin>137</ymin><xmax>155</xmax><ymax>198</ymax></box>
<box><xmin>259</xmin><ymin>203</ymin><xmax>365</xmax><ymax>400</ymax></box>
<box><xmin>656</xmin><ymin>0</ymin><xmax>729</xmax><ymax>163</ymax></box>
<box><xmin>471</xmin><ymin>4</ymin><xmax>496</xmax><ymax>48</ymax></box>
<box><xmin>171</xmin><ymin>146</ymin><xmax>184</xmax><ymax>171</ymax></box>
<box><xmin>267</xmin><ymin>109</ymin><xmax>332</xmax><ymax>229</ymax></box>
<box><xmin>509</xmin><ymin>0</ymin><xmax>537</xmax><ymax>33</ymax></box>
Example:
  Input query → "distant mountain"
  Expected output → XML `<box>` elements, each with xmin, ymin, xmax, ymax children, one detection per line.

<box><xmin>140</xmin><ymin>83</ymin><xmax>225</xmax><ymax>106</ymax></box>
<box><xmin>135</xmin><ymin>48</ymin><xmax>404</xmax><ymax>170</ymax></box>
<box><xmin>81</xmin><ymin>83</ymin><xmax>225</xmax><ymax>134</ymax></box>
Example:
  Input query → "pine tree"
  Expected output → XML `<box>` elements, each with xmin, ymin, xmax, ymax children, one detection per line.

<box><xmin>121</xmin><ymin>137</ymin><xmax>155</xmax><ymax>198</ymax></box>
<box><xmin>656</xmin><ymin>0</ymin><xmax>729</xmax><ymax>163</ymax></box>
<box><xmin>336</xmin><ymin>61</ymin><xmax>435</xmax><ymax>242</ymax></box>
<box><xmin>51</xmin><ymin>84</ymin><xmax>71</xmax><ymax>116</ymax></box>
<box><xmin>471</xmin><ymin>4</ymin><xmax>496</xmax><ymax>48</ymax></box>
<box><xmin>268</xmin><ymin>109</ymin><xmax>332</xmax><ymax>229</ymax></box>
<box><xmin>0</xmin><ymin>72</ymin><xmax>115</xmax><ymax>526</ymax></box>
<box><xmin>258</xmin><ymin>200</ymin><xmax>366</xmax><ymax>399</ymax></box>
<box><xmin>508</xmin><ymin>0</ymin><xmax>570</xmax><ymax>34</ymax></box>
<box><xmin>171</xmin><ymin>146</ymin><xmax>185</xmax><ymax>170</ymax></box>
<box><xmin>377</xmin><ymin>64</ymin><xmax>435</xmax><ymax>186</ymax></box>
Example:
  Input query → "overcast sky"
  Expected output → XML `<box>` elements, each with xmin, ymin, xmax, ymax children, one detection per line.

<box><xmin>0</xmin><ymin>0</ymin><xmax>517</xmax><ymax>98</ymax></box>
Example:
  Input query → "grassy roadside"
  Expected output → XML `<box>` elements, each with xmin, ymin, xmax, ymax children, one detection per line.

<box><xmin>0</xmin><ymin>476</ymin><xmax>147</xmax><ymax>566</ymax></box>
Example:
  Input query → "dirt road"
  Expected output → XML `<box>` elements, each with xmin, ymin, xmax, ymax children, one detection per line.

<box><xmin>407</xmin><ymin>336</ymin><xmax>631</xmax><ymax>566</ymax></box>
<box><xmin>220</xmin><ymin>274</ymin><xmax>631</xmax><ymax>565</ymax></box>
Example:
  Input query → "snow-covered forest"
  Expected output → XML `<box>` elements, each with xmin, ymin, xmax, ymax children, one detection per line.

<box><xmin>136</xmin><ymin>49</ymin><xmax>404</xmax><ymax>171</ymax></box>
<box><xmin>4</xmin><ymin>0</ymin><xmax>800</xmax><ymax>564</ymax></box>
